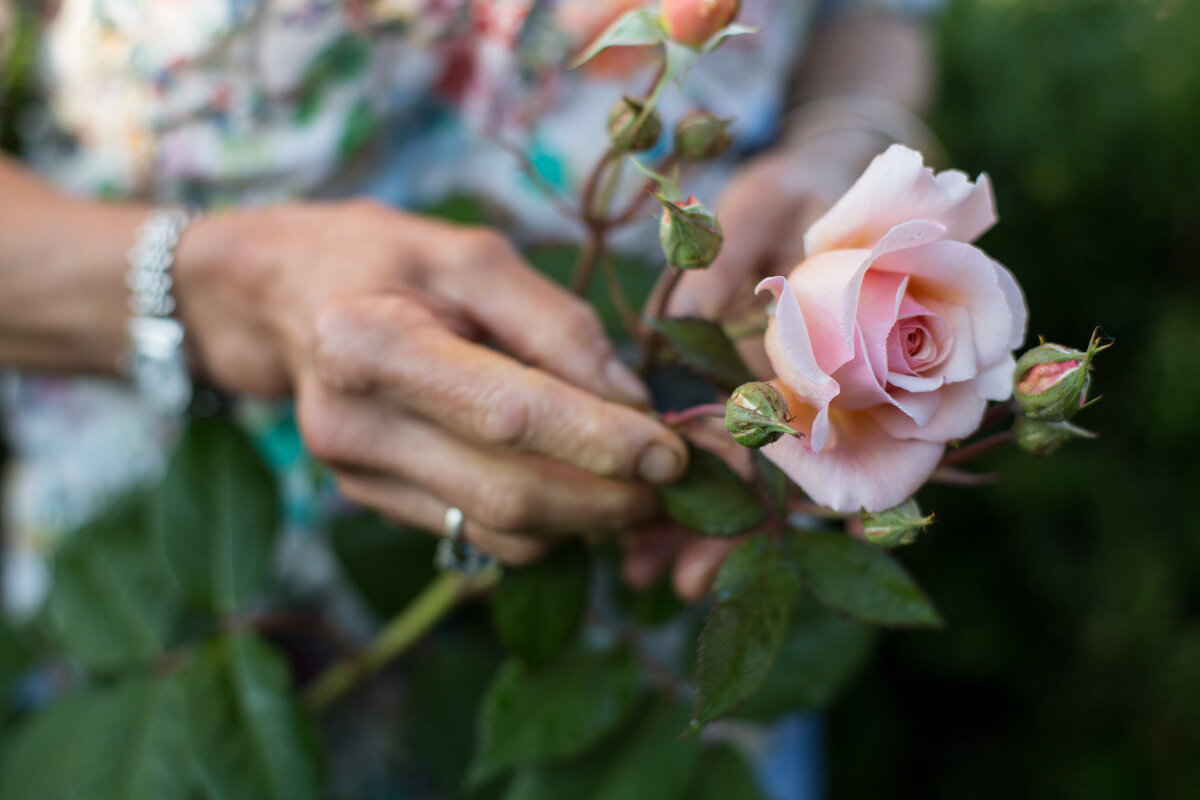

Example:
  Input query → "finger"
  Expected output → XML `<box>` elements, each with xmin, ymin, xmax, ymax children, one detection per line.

<box><xmin>668</xmin><ymin>161</ymin><xmax>796</xmax><ymax>319</ymax></box>
<box><xmin>672</xmin><ymin>535</ymin><xmax>747</xmax><ymax>601</ymax></box>
<box><xmin>426</xmin><ymin>228</ymin><xmax>651</xmax><ymax>408</ymax></box>
<box><xmin>310</xmin><ymin>294</ymin><xmax>687</xmax><ymax>484</ymax></box>
<box><xmin>334</xmin><ymin>471</ymin><xmax>552</xmax><ymax>566</ymax></box>
<box><xmin>621</xmin><ymin>522</ymin><xmax>690</xmax><ymax>589</ymax></box>
<box><xmin>299</xmin><ymin>385</ymin><xmax>661</xmax><ymax>534</ymax></box>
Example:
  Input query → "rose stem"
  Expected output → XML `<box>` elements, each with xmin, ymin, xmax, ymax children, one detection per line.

<box><xmin>940</xmin><ymin>428</ymin><xmax>1016</xmax><ymax>468</ymax></box>
<box><xmin>637</xmin><ymin>266</ymin><xmax>683</xmax><ymax>373</ymax></box>
<box><xmin>605</xmin><ymin>155</ymin><xmax>679</xmax><ymax>230</ymax></box>
<box><xmin>980</xmin><ymin>399</ymin><xmax>1016</xmax><ymax>430</ymax></box>
<box><xmin>660</xmin><ymin>402</ymin><xmax>726</xmax><ymax>426</ymax></box>
<box><xmin>601</xmin><ymin>251</ymin><xmax>643</xmax><ymax>341</ymax></box>
<box><xmin>303</xmin><ymin>567</ymin><xmax>500</xmax><ymax>711</ymax></box>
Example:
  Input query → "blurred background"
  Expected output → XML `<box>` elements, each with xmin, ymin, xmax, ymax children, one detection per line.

<box><xmin>829</xmin><ymin>1</ymin><xmax>1200</xmax><ymax>797</ymax></box>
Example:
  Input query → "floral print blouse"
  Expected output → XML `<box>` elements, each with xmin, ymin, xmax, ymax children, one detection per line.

<box><xmin>1</xmin><ymin>0</ymin><xmax>933</xmax><ymax>615</ymax></box>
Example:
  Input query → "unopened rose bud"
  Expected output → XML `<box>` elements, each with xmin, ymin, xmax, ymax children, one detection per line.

<box><xmin>661</xmin><ymin>0</ymin><xmax>741</xmax><ymax>48</ymax></box>
<box><xmin>860</xmin><ymin>499</ymin><xmax>934</xmax><ymax>548</ymax></box>
<box><xmin>726</xmin><ymin>381</ymin><xmax>799</xmax><ymax>448</ymax></box>
<box><xmin>1013</xmin><ymin>329</ymin><xmax>1111</xmax><ymax>422</ymax></box>
<box><xmin>607</xmin><ymin>96</ymin><xmax>662</xmax><ymax>153</ymax></box>
<box><xmin>659</xmin><ymin>195</ymin><xmax>723</xmax><ymax>270</ymax></box>
<box><xmin>673</xmin><ymin>110</ymin><xmax>733</xmax><ymax>162</ymax></box>
<box><xmin>1013</xmin><ymin>415</ymin><xmax>1097</xmax><ymax>457</ymax></box>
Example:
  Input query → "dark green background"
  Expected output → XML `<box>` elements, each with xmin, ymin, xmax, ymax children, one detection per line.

<box><xmin>828</xmin><ymin>1</ymin><xmax>1200</xmax><ymax>797</ymax></box>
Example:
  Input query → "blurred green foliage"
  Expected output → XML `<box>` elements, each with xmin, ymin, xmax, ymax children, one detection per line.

<box><xmin>828</xmin><ymin>1</ymin><xmax>1200</xmax><ymax>798</ymax></box>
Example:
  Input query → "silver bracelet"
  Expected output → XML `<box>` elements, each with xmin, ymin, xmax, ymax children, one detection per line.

<box><xmin>123</xmin><ymin>208</ymin><xmax>196</xmax><ymax>415</ymax></box>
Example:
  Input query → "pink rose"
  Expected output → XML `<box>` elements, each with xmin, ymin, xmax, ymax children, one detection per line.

<box><xmin>757</xmin><ymin>145</ymin><xmax>1027</xmax><ymax>512</ymax></box>
<box><xmin>661</xmin><ymin>0</ymin><xmax>741</xmax><ymax>47</ymax></box>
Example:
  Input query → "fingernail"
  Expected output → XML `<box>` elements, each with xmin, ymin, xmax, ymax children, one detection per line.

<box><xmin>638</xmin><ymin>443</ymin><xmax>684</xmax><ymax>484</ymax></box>
<box><xmin>604</xmin><ymin>357</ymin><xmax>651</xmax><ymax>407</ymax></box>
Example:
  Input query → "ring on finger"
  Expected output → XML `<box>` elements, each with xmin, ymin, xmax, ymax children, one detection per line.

<box><xmin>435</xmin><ymin>506</ymin><xmax>497</xmax><ymax>575</ymax></box>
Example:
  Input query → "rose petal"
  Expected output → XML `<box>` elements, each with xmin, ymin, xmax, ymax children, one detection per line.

<box><xmin>803</xmin><ymin>145</ymin><xmax>997</xmax><ymax>256</ymax></box>
<box><xmin>757</xmin><ymin>276</ymin><xmax>839</xmax><ymax>451</ymax></box>
<box><xmin>871</xmin><ymin>381</ymin><xmax>989</xmax><ymax>443</ymax></box>
<box><xmin>783</xmin><ymin>249</ymin><xmax>869</xmax><ymax>374</ymax></box>
<box><xmin>872</xmin><ymin>240</ymin><xmax>1018</xmax><ymax>372</ymax></box>
<box><xmin>763</xmin><ymin>409</ymin><xmax>945</xmax><ymax>513</ymax></box>
<box><xmin>972</xmin><ymin>355</ymin><xmax>1018</xmax><ymax>402</ymax></box>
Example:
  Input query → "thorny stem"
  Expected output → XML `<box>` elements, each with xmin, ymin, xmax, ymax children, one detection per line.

<box><xmin>638</xmin><ymin>267</ymin><xmax>684</xmax><ymax>373</ymax></box>
<box><xmin>570</xmin><ymin>231</ymin><xmax>604</xmax><ymax>296</ymax></box>
<box><xmin>304</xmin><ymin>567</ymin><xmax>500</xmax><ymax>711</ymax></box>
<box><xmin>940</xmin><ymin>429</ymin><xmax>1016</xmax><ymax>468</ymax></box>
<box><xmin>660</xmin><ymin>402</ymin><xmax>726</xmax><ymax>427</ymax></box>
<box><xmin>601</xmin><ymin>251</ymin><xmax>643</xmax><ymax>341</ymax></box>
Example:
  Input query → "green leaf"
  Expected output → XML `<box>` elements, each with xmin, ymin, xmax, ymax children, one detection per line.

<box><xmin>182</xmin><ymin>634</ymin><xmax>323</xmax><ymax>800</ymax></box>
<box><xmin>493</xmin><ymin>542</ymin><xmax>589</xmax><ymax>666</ymax></box>
<box><xmin>786</xmin><ymin>528</ymin><xmax>943</xmax><ymax>628</ymax></box>
<box><xmin>155</xmin><ymin>417</ymin><xmax>280</xmax><ymax>613</ymax></box>
<box><xmin>469</xmin><ymin>648</ymin><xmax>639</xmax><ymax>785</ymax></box>
<box><xmin>45</xmin><ymin>494</ymin><xmax>182</xmax><ymax>671</ymax></box>
<box><xmin>409</xmin><ymin>639</ymin><xmax>506</xmax><ymax>798</ymax></box>
<box><xmin>329</xmin><ymin>512</ymin><xmax>437</xmax><ymax>618</ymax></box>
<box><xmin>734</xmin><ymin>598</ymin><xmax>875</xmax><ymax>721</ymax></box>
<box><xmin>504</xmin><ymin>702</ymin><xmax>702</xmax><ymax>800</ymax></box>
<box><xmin>616</xmin><ymin>576</ymin><xmax>685</xmax><ymax>627</ymax></box>
<box><xmin>686</xmin><ymin>746</ymin><xmax>768</xmax><ymax>800</ymax></box>
<box><xmin>570</xmin><ymin>9</ymin><xmax>664</xmax><ymax>69</ymax></box>
<box><xmin>526</xmin><ymin>246</ymin><xmax>658</xmax><ymax>339</ymax></box>
<box><xmin>657</xmin><ymin>445</ymin><xmax>765</xmax><ymax>537</ymax></box>
<box><xmin>753</xmin><ymin>451</ymin><xmax>790</xmax><ymax>520</ymax></box>
<box><xmin>701</xmin><ymin>23</ymin><xmax>760</xmax><ymax>53</ymax></box>
<box><xmin>649</xmin><ymin>317</ymin><xmax>755</xmax><ymax>391</ymax></box>
<box><xmin>0</xmin><ymin>675</ymin><xmax>192</xmax><ymax>800</ymax></box>
<box><xmin>0</xmin><ymin>618</ymin><xmax>28</xmax><ymax>710</ymax></box>
<box><xmin>592</xmin><ymin>702</ymin><xmax>702</xmax><ymax>800</ymax></box>
<box><xmin>692</xmin><ymin>539</ymin><xmax>800</xmax><ymax>728</ymax></box>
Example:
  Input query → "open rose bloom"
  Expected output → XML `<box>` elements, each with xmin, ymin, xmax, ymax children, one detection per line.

<box><xmin>758</xmin><ymin>145</ymin><xmax>1028</xmax><ymax>512</ymax></box>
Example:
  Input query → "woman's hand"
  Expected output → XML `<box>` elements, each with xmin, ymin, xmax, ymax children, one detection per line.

<box><xmin>175</xmin><ymin>200</ymin><xmax>688</xmax><ymax>564</ymax></box>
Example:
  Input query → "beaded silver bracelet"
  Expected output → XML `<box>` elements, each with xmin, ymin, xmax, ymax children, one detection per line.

<box><xmin>123</xmin><ymin>208</ymin><xmax>196</xmax><ymax>415</ymax></box>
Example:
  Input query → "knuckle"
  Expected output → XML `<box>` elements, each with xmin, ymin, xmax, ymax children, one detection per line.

<box><xmin>561</xmin><ymin>300</ymin><xmax>606</xmax><ymax>345</ymax></box>
<box><xmin>474</xmin><ymin>385</ymin><xmax>531</xmax><ymax>447</ymax></box>
<box><xmin>298</xmin><ymin>392</ymin><xmax>351</xmax><ymax>464</ymax></box>
<box><xmin>462</xmin><ymin>228</ymin><xmax>516</xmax><ymax>266</ymax></box>
<box><xmin>311</xmin><ymin>300</ymin><xmax>377</xmax><ymax>393</ymax></box>
<box><xmin>467</xmin><ymin>481</ymin><xmax>538</xmax><ymax>531</ymax></box>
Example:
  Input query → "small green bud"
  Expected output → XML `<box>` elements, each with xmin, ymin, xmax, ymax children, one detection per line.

<box><xmin>860</xmin><ymin>499</ymin><xmax>934</xmax><ymax>548</ymax></box>
<box><xmin>607</xmin><ymin>96</ymin><xmax>662</xmax><ymax>153</ymax></box>
<box><xmin>673</xmin><ymin>110</ymin><xmax>734</xmax><ymax>162</ymax></box>
<box><xmin>658</xmin><ymin>195</ymin><xmax>723</xmax><ymax>270</ymax></box>
<box><xmin>1013</xmin><ymin>415</ymin><xmax>1097</xmax><ymax>457</ymax></box>
<box><xmin>1013</xmin><ymin>329</ymin><xmax>1111</xmax><ymax>422</ymax></box>
<box><xmin>726</xmin><ymin>381</ymin><xmax>798</xmax><ymax>448</ymax></box>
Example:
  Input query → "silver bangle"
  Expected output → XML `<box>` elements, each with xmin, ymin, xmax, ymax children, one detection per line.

<box><xmin>123</xmin><ymin>208</ymin><xmax>196</xmax><ymax>415</ymax></box>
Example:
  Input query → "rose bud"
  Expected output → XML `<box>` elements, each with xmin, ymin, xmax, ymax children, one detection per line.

<box><xmin>607</xmin><ymin>96</ymin><xmax>662</xmax><ymax>153</ymax></box>
<box><xmin>658</xmin><ymin>194</ymin><xmax>723</xmax><ymax>270</ymax></box>
<box><xmin>661</xmin><ymin>0</ymin><xmax>741</xmax><ymax>48</ymax></box>
<box><xmin>860</xmin><ymin>499</ymin><xmax>934</xmax><ymax>548</ymax></box>
<box><xmin>673</xmin><ymin>110</ymin><xmax>734</xmax><ymax>162</ymax></box>
<box><xmin>726</xmin><ymin>381</ymin><xmax>800</xmax><ymax>448</ymax></box>
<box><xmin>1013</xmin><ymin>415</ymin><xmax>1097</xmax><ymax>457</ymax></box>
<box><xmin>1013</xmin><ymin>329</ymin><xmax>1111</xmax><ymax>422</ymax></box>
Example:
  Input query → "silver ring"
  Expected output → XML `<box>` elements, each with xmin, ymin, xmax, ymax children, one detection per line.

<box><xmin>434</xmin><ymin>506</ymin><xmax>496</xmax><ymax>575</ymax></box>
<box><xmin>443</xmin><ymin>506</ymin><xmax>465</xmax><ymax>542</ymax></box>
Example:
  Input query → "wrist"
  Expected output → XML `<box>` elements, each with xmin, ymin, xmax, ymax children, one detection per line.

<box><xmin>173</xmin><ymin>208</ymin><xmax>294</xmax><ymax>397</ymax></box>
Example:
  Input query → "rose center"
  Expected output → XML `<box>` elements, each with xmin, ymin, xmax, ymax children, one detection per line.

<box><xmin>888</xmin><ymin>310</ymin><xmax>950</xmax><ymax>376</ymax></box>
